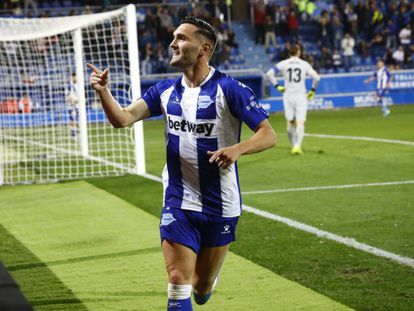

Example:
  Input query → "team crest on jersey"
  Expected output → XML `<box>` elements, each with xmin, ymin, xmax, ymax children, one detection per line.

<box><xmin>160</xmin><ymin>213</ymin><xmax>176</xmax><ymax>226</ymax></box>
<box><xmin>197</xmin><ymin>95</ymin><xmax>214</xmax><ymax>109</ymax></box>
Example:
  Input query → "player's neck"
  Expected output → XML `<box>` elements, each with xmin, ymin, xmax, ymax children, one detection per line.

<box><xmin>182</xmin><ymin>62</ymin><xmax>211</xmax><ymax>88</ymax></box>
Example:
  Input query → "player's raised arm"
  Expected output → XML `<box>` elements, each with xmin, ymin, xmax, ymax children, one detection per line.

<box><xmin>87</xmin><ymin>63</ymin><xmax>150</xmax><ymax>128</ymax></box>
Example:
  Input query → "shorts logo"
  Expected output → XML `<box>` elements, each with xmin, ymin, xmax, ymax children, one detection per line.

<box><xmin>168</xmin><ymin>301</ymin><xmax>181</xmax><ymax>308</ymax></box>
<box><xmin>160</xmin><ymin>213</ymin><xmax>176</xmax><ymax>227</ymax></box>
<box><xmin>221</xmin><ymin>225</ymin><xmax>231</xmax><ymax>234</ymax></box>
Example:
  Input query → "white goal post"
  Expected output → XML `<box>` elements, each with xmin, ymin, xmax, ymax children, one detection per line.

<box><xmin>0</xmin><ymin>4</ymin><xmax>146</xmax><ymax>185</ymax></box>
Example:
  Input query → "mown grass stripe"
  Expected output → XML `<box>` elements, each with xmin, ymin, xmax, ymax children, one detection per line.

<box><xmin>243</xmin><ymin>204</ymin><xmax>414</xmax><ymax>268</ymax></box>
<box><xmin>0</xmin><ymin>181</ymin><xmax>351</xmax><ymax>310</ymax></box>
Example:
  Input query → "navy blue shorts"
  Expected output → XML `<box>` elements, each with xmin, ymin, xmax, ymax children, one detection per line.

<box><xmin>376</xmin><ymin>88</ymin><xmax>387</xmax><ymax>98</ymax></box>
<box><xmin>159</xmin><ymin>207</ymin><xmax>239</xmax><ymax>254</ymax></box>
<box><xmin>69</xmin><ymin>108</ymin><xmax>78</xmax><ymax>121</ymax></box>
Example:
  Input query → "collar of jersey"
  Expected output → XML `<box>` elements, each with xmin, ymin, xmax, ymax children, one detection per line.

<box><xmin>181</xmin><ymin>66</ymin><xmax>215</xmax><ymax>89</ymax></box>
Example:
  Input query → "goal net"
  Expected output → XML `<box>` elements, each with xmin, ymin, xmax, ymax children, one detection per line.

<box><xmin>0</xmin><ymin>5</ymin><xmax>145</xmax><ymax>185</ymax></box>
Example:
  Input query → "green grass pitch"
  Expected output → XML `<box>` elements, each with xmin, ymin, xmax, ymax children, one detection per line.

<box><xmin>1</xmin><ymin>105</ymin><xmax>413</xmax><ymax>310</ymax></box>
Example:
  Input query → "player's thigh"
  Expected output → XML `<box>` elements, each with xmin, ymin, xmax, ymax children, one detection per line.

<box><xmin>294</xmin><ymin>94</ymin><xmax>308</xmax><ymax>122</ymax></box>
<box><xmin>162</xmin><ymin>239</ymin><xmax>197</xmax><ymax>283</ymax></box>
<box><xmin>283</xmin><ymin>95</ymin><xmax>295</xmax><ymax>121</ymax></box>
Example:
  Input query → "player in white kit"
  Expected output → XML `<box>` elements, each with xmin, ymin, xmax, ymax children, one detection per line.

<box><xmin>266</xmin><ymin>44</ymin><xmax>320</xmax><ymax>155</ymax></box>
<box><xmin>88</xmin><ymin>16</ymin><xmax>276</xmax><ymax>311</ymax></box>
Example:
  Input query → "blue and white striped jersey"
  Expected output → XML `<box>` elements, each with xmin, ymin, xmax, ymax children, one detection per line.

<box><xmin>142</xmin><ymin>68</ymin><xmax>269</xmax><ymax>217</ymax></box>
<box><xmin>66</xmin><ymin>81</ymin><xmax>79</xmax><ymax>108</ymax></box>
<box><xmin>375</xmin><ymin>66</ymin><xmax>391</xmax><ymax>90</ymax></box>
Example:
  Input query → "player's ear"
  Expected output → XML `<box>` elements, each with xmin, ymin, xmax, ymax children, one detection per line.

<box><xmin>200</xmin><ymin>42</ymin><xmax>212</xmax><ymax>57</ymax></box>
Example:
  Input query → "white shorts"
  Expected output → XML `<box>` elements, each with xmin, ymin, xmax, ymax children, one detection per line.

<box><xmin>283</xmin><ymin>93</ymin><xmax>308</xmax><ymax>122</ymax></box>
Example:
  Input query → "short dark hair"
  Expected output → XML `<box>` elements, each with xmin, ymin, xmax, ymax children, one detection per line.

<box><xmin>180</xmin><ymin>16</ymin><xmax>218</xmax><ymax>47</ymax></box>
<box><xmin>289</xmin><ymin>44</ymin><xmax>301</xmax><ymax>56</ymax></box>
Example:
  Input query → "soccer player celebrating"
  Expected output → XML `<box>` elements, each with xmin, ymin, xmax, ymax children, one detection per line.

<box><xmin>364</xmin><ymin>59</ymin><xmax>392</xmax><ymax>117</ymax></box>
<box><xmin>88</xmin><ymin>16</ymin><xmax>276</xmax><ymax>311</ymax></box>
<box><xmin>266</xmin><ymin>44</ymin><xmax>320</xmax><ymax>155</ymax></box>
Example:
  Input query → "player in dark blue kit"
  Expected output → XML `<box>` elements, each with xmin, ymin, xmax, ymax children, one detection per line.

<box><xmin>88</xmin><ymin>16</ymin><xmax>276</xmax><ymax>310</ymax></box>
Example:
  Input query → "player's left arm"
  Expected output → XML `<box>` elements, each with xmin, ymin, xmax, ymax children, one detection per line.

<box><xmin>266</xmin><ymin>65</ymin><xmax>285</xmax><ymax>93</ymax></box>
<box><xmin>307</xmin><ymin>65</ymin><xmax>321</xmax><ymax>99</ymax></box>
<box><xmin>208</xmin><ymin>119</ymin><xmax>276</xmax><ymax>169</ymax></box>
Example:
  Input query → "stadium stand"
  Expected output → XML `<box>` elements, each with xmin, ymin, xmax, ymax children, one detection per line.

<box><xmin>0</xmin><ymin>1</ymin><xmax>413</xmax><ymax>75</ymax></box>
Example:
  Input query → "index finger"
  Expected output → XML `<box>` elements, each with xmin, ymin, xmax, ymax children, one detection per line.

<box><xmin>87</xmin><ymin>63</ymin><xmax>102</xmax><ymax>74</ymax></box>
<box><xmin>208</xmin><ymin>150</ymin><xmax>221</xmax><ymax>163</ymax></box>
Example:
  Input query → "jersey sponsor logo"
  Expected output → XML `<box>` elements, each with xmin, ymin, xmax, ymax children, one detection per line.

<box><xmin>197</xmin><ymin>95</ymin><xmax>214</xmax><ymax>109</ymax></box>
<box><xmin>160</xmin><ymin>212</ymin><xmax>176</xmax><ymax>226</ymax></box>
<box><xmin>168</xmin><ymin>116</ymin><xmax>215</xmax><ymax>137</ymax></box>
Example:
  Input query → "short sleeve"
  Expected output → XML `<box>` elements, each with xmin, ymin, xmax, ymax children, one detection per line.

<box><xmin>223</xmin><ymin>79</ymin><xmax>269</xmax><ymax>131</ymax></box>
<box><xmin>142</xmin><ymin>84</ymin><xmax>163</xmax><ymax>117</ymax></box>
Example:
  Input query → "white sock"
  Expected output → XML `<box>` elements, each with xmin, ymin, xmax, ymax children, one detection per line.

<box><xmin>167</xmin><ymin>283</ymin><xmax>192</xmax><ymax>300</ymax></box>
<box><xmin>295</xmin><ymin>123</ymin><xmax>305</xmax><ymax>148</ymax></box>
<box><xmin>287</xmin><ymin>124</ymin><xmax>296</xmax><ymax>147</ymax></box>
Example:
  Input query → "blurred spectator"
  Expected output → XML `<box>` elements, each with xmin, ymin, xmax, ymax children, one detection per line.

<box><xmin>384</xmin><ymin>18</ymin><xmax>399</xmax><ymax>49</ymax></box>
<box><xmin>384</xmin><ymin>47</ymin><xmax>397</xmax><ymax>69</ymax></box>
<box><xmin>18</xmin><ymin>92</ymin><xmax>33</xmax><ymax>114</ymax></box>
<box><xmin>82</xmin><ymin>5</ymin><xmax>93</xmax><ymax>15</ymax></box>
<box><xmin>4</xmin><ymin>97</ymin><xmax>18</xmax><ymax>114</ymax></box>
<box><xmin>264</xmin><ymin>15</ymin><xmax>276</xmax><ymax>49</ymax></box>
<box><xmin>254</xmin><ymin>0</ymin><xmax>266</xmax><ymax>45</ymax></box>
<box><xmin>392</xmin><ymin>45</ymin><xmax>405</xmax><ymax>67</ymax></box>
<box><xmin>142</xmin><ymin>42</ymin><xmax>155</xmax><ymax>75</ymax></box>
<box><xmin>399</xmin><ymin>24</ymin><xmax>412</xmax><ymax>50</ymax></box>
<box><xmin>226</xmin><ymin>29</ymin><xmax>239</xmax><ymax>49</ymax></box>
<box><xmin>279</xmin><ymin>42</ymin><xmax>291</xmax><ymax>60</ymax></box>
<box><xmin>341</xmin><ymin>33</ymin><xmax>355</xmax><ymax>71</ymax></box>
<box><xmin>344</xmin><ymin>3</ymin><xmax>358</xmax><ymax>36</ymax></box>
<box><xmin>371</xmin><ymin>32</ymin><xmax>386</xmax><ymax>59</ymax></box>
<box><xmin>354</xmin><ymin>0</ymin><xmax>369</xmax><ymax>38</ymax></box>
<box><xmin>331</xmin><ymin>9</ymin><xmax>343</xmax><ymax>49</ymax></box>
<box><xmin>158</xmin><ymin>6</ymin><xmax>174</xmax><ymax>45</ymax></box>
<box><xmin>358</xmin><ymin>41</ymin><xmax>371</xmax><ymax>59</ymax></box>
<box><xmin>217</xmin><ymin>44</ymin><xmax>231</xmax><ymax>68</ymax></box>
<box><xmin>274</xmin><ymin>5</ymin><xmax>288</xmax><ymax>38</ymax></box>
<box><xmin>287</xmin><ymin>9</ymin><xmax>299</xmax><ymax>43</ymax></box>
<box><xmin>319</xmin><ymin>46</ymin><xmax>333</xmax><ymax>69</ymax></box>
<box><xmin>332</xmin><ymin>49</ymin><xmax>342</xmax><ymax>72</ymax></box>
<box><xmin>24</xmin><ymin>0</ymin><xmax>38</xmax><ymax>17</ymax></box>
<box><xmin>154</xmin><ymin>42</ymin><xmax>168</xmax><ymax>74</ymax></box>
<box><xmin>318</xmin><ymin>10</ymin><xmax>332</xmax><ymax>48</ymax></box>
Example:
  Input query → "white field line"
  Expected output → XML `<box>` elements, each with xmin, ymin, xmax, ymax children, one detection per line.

<box><xmin>144</xmin><ymin>133</ymin><xmax>414</xmax><ymax>267</ymax></box>
<box><xmin>242</xmin><ymin>180</ymin><xmax>414</xmax><ymax>195</ymax></box>
<box><xmin>3</xmin><ymin>134</ymin><xmax>138</xmax><ymax>175</ymax></box>
<box><xmin>306</xmin><ymin>133</ymin><xmax>414</xmax><ymax>146</ymax></box>
<box><xmin>242</xmin><ymin>204</ymin><xmax>414</xmax><ymax>268</ymax></box>
<box><xmin>141</xmin><ymin>172</ymin><xmax>414</xmax><ymax>268</ymax></box>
